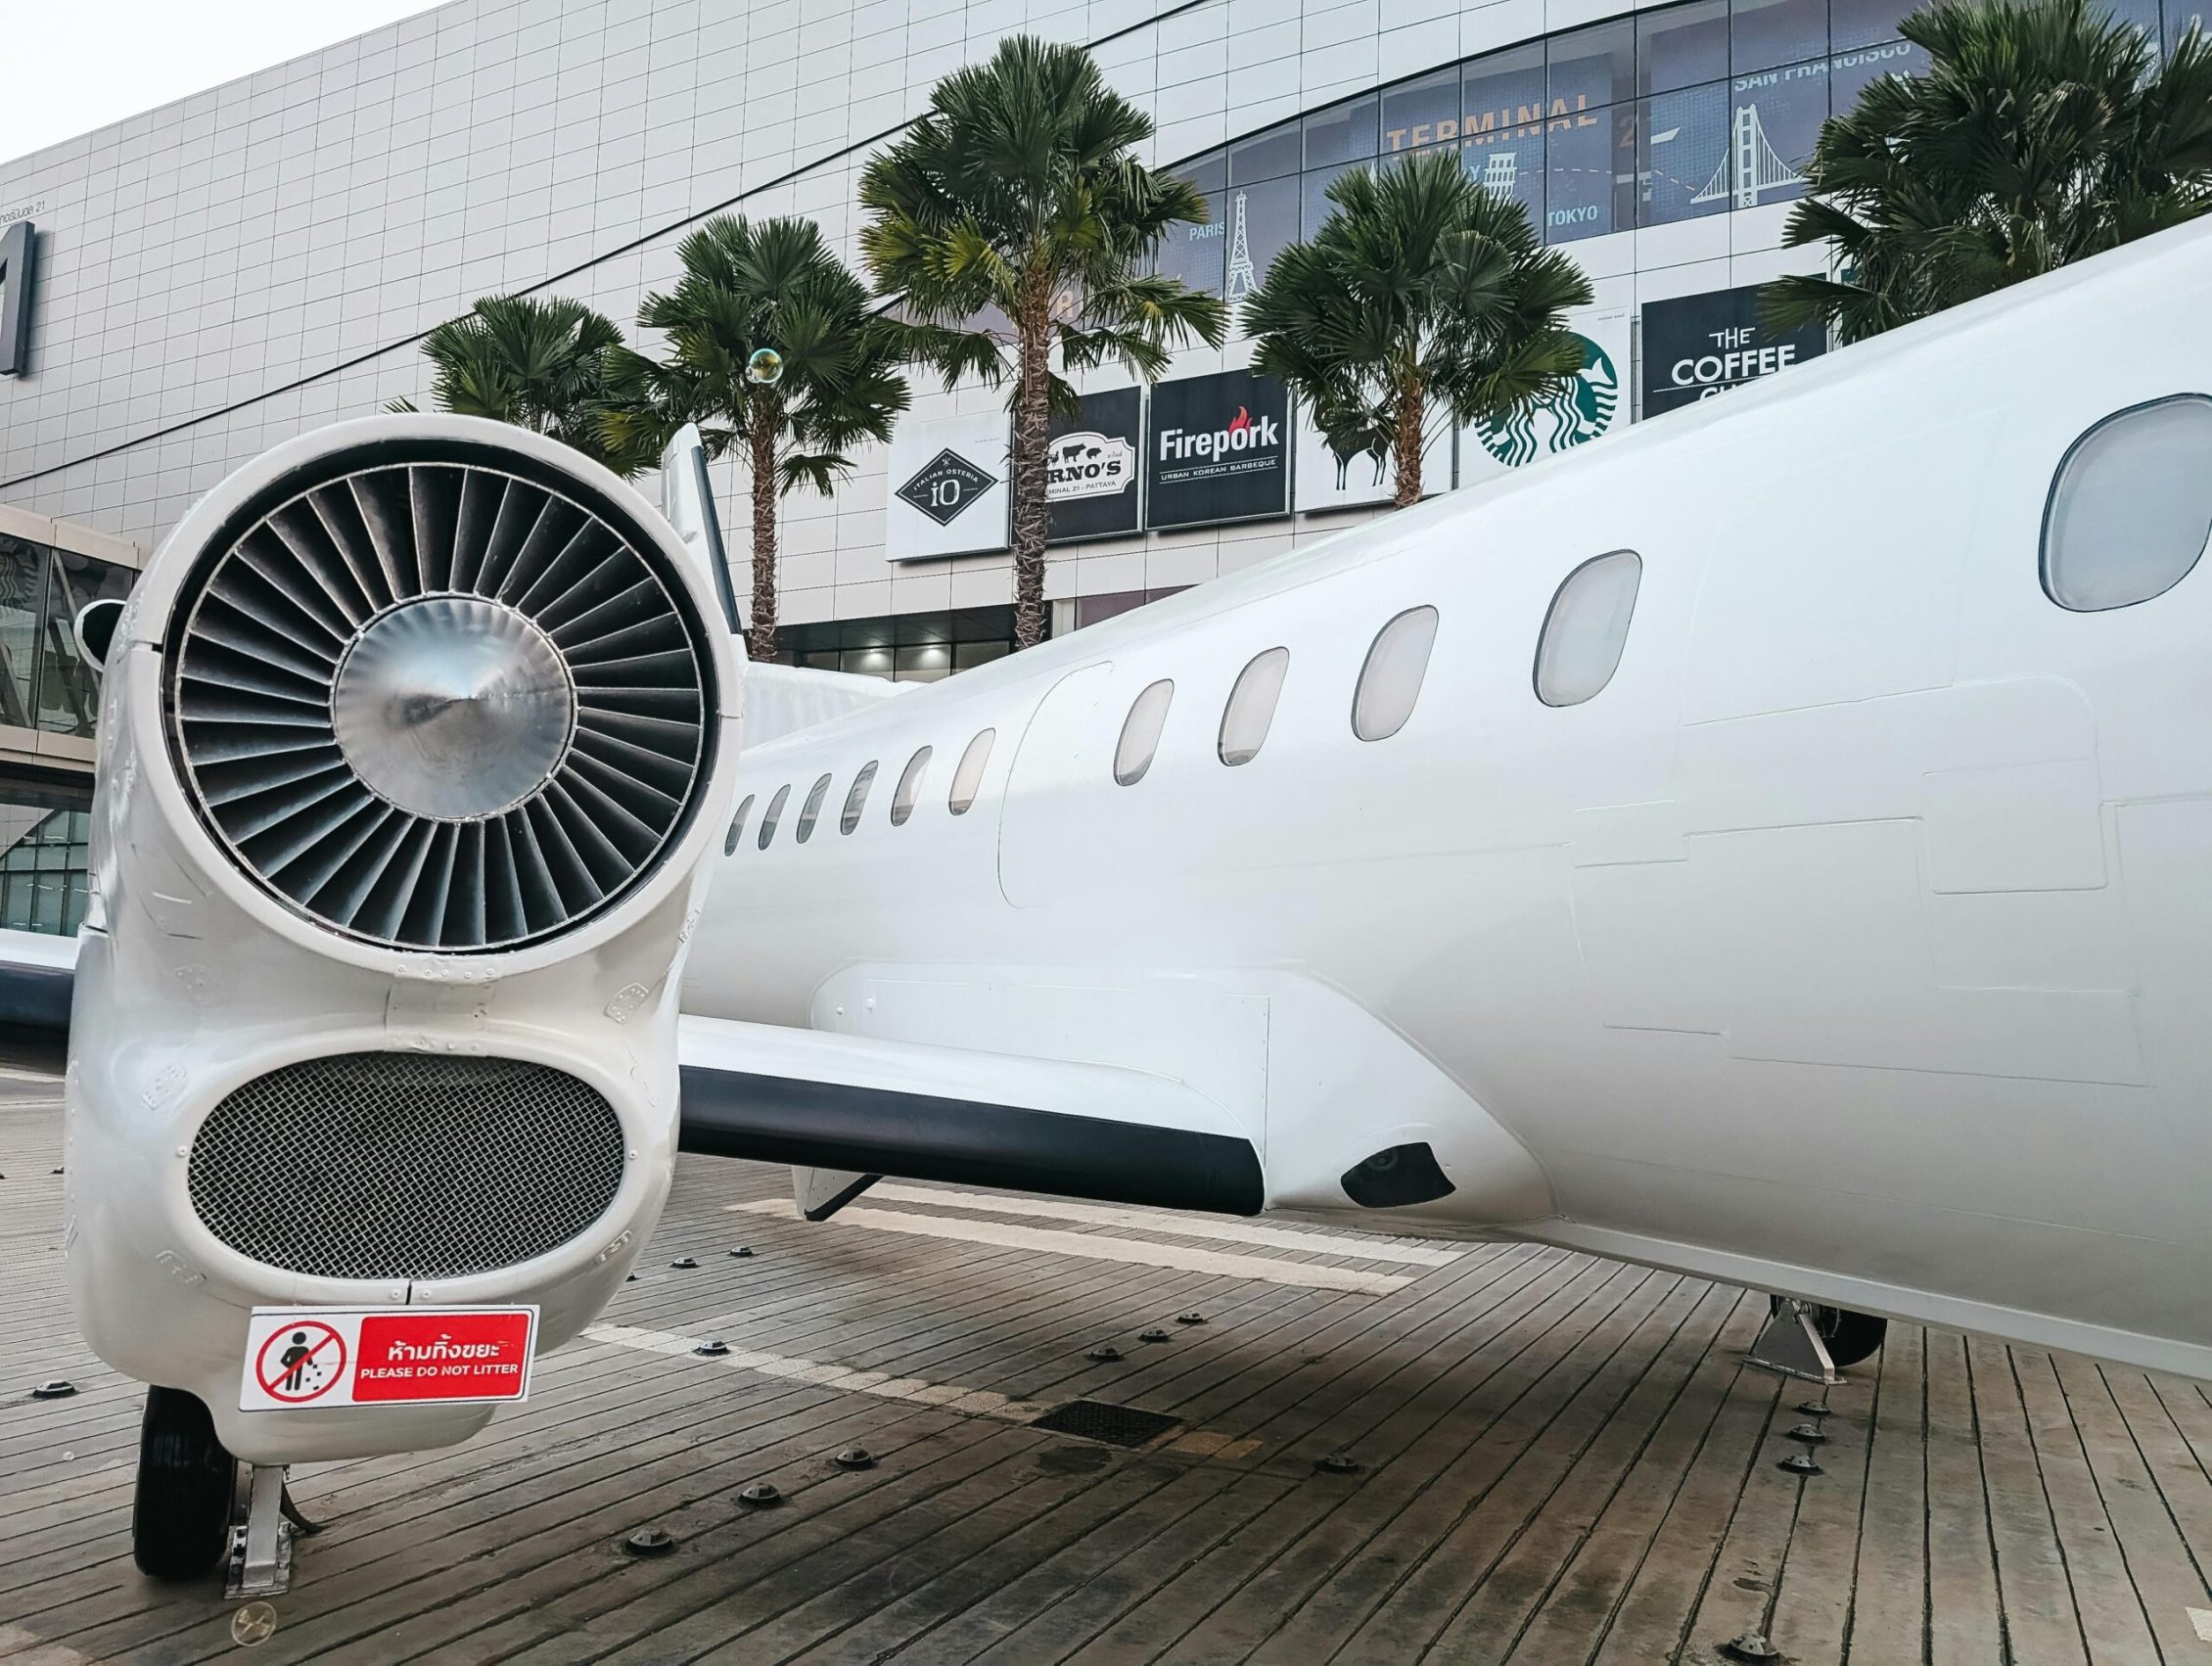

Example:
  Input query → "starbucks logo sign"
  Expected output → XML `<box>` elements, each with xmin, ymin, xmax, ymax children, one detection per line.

<box><xmin>1473</xmin><ymin>333</ymin><xmax>1620</xmax><ymax>467</ymax></box>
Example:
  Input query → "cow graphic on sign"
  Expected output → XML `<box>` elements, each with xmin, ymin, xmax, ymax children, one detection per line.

<box><xmin>254</xmin><ymin>1319</ymin><xmax>346</xmax><ymax>1404</ymax></box>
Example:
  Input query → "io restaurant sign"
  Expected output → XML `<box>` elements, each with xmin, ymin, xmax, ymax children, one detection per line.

<box><xmin>1640</xmin><ymin>284</ymin><xmax>1826</xmax><ymax>416</ymax></box>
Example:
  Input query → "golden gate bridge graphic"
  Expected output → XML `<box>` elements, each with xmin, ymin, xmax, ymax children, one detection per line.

<box><xmin>1689</xmin><ymin>103</ymin><xmax>1807</xmax><ymax>208</ymax></box>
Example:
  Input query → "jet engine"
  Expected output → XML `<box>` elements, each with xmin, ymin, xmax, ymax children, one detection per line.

<box><xmin>63</xmin><ymin>414</ymin><xmax>740</xmax><ymax>1581</ymax></box>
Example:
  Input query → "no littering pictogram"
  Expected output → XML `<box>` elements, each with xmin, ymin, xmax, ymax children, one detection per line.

<box><xmin>253</xmin><ymin>1319</ymin><xmax>346</xmax><ymax>1405</ymax></box>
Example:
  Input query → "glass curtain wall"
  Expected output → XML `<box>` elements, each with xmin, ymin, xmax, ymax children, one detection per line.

<box><xmin>0</xmin><ymin>533</ymin><xmax>133</xmax><ymax>738</ymax></box>
<box><xmin>1158</xmin><ymin>0</ymin><xmax>2007</xmax><ymax>294</ymax></box>
<box><xmin>0</xmin><ymin>787</ymin><xmax>93</xmax><ymax>934</ymax></box>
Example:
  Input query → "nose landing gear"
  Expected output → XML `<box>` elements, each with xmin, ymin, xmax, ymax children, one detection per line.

<box><xmin>1748</xmin><ymin>1296</ymin><xmax>1889</xmax><ymax>1382</ymax></box>
<box><xmin>132</xmin><ymin>1387</ymin><xmax>236</xmax><ymax>1582</ymax></box>
<box><xmin>132</xmin><ymin>1387</ymin><xmax>319</xmax><ymax>1594</ymax></box>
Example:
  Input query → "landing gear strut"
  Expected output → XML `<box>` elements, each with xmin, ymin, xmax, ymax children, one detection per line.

<box><xmin>132</xmin><ymin>1388</ymin><xmax>235</xmax><ymax>1581</ymax></box>
<box><xmin>1748</xmin><ymin>1297</ymin><xmax>1889</xmax><ymax>1382</ymax></box>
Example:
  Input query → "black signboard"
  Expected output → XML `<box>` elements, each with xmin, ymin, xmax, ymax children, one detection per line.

<box><xmin>1144</xmin><ymin>368</ymin><xmax>1292</xmax><ymax>531</ymax></box>
<box><xmin>1641</xmin><ymin>284</ymin><xmax>1827</xmax><ymax>416</ymax></box>
<box><xmin>1045</xmin><ymin>387</ymin><xmax>1143</xmax><ymax>544</ymax></box>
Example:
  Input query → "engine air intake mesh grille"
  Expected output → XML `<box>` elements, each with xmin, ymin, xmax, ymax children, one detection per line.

<box><xmin>165</xmin><ymin>451</ymin><xmax>715</xmax><ymax>951</ymax></box>
<box><xmin>187</xmin><ymin>1052</ymin><xmax>626</xmax><ymax>1281</ymax></box>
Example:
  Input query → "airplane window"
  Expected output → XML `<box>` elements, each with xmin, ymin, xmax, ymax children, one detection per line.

<box><xmin>841</xmin><ymin>762</ymin><xmax>878</xmax><ymax>835</ymax></box>
<box><xmin>891</xmin><ymin>746</ymin><xmax>933</xmax><ymax>825</ymax></box>
<box><xmin>795</xmin><ymin>773</ymin><xmax>833</xmax><ymax>843</ymax></box>
<box><xmin>1115</xmin><ymin>679</ymin><xmax>1175</xmax><ymax>786</ymax></box>
<box><xmin>1220</xmin><ymin>648</ymin><xmax>1290</xmax><ymax>766</ymax></box>
<box><xmin>948</xmin><ymin>729</ymin><xmax>994</xmax><ymax>814</ymax></box>
<box><xmin>1353</xmin><ymin>606</ymin><xmax>1439</xmax><ymax>741</ymax></box>
<box><xmin>1535</xmin><ymin>550</ymin><xmax>1642</xmax><ymax>707</ymax></box>
<box><xmin>2043</xmin><ymin>394</ymin><xmax>2212</xmax><ymax>611</ymax></box>
<box><xmin>757</xmin><ymin>784</ymin><xmax>791</xmax><ymax>850</ymax></box>
<box><xmin>723</xmin><ymin>794</ymin><xmax>755</xmax><ymax>856</ymax></box>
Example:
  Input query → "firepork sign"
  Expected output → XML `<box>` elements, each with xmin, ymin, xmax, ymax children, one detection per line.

<box><xmin>1640</xmin><ymin>284</ymin><xmax>1826</xmax><ymax>416</ymax></box>
<box><xmin>1144</xmin><ymin>368</ymin><xmax>1291</xmax><ymax>530</ymax></box>
<box><xmin>1045</xmin><ymin>386</ymin><xmax>1142</xmax><ymax>544</ymax></box>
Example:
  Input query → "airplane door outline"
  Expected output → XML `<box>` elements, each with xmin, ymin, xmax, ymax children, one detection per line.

<box><xmin>998</xmin><ymin>662</ymin><xmax>1116</xmax><ymax>908</ymax></box>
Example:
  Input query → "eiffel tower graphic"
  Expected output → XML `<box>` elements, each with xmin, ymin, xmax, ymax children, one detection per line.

<box><xmin>1224</xmin><ymin>191</ymin><xmax>1257</xmax><ymax>301</ymax></box>
<box><xmin>1690</xmin><ymin>104</ymin><xmax>1806</xmax><ymax>208</ymax></box>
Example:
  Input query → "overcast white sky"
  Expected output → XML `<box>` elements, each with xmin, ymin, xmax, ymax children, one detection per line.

<box><xmin>2</xmin><ymin>1</ymin><xmax>440</xmax><ymax>162</ymax></box>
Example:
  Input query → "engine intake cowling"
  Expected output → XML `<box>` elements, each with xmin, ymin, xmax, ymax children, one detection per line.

<box><xmin>162</xmin><ymin>436</ymin><xmax>721</xmax><ymax>951</ymax></box>
<box><xmin>66</xmin><ymin>414</ymin><xmax>742</xmax><ymax>1468</ymax></box>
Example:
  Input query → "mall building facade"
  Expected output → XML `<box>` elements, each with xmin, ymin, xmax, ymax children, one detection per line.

<box><xmin>2</xmin><ymin>0</ymin><xmax>2201</xmax><ymax>929</ymax></box>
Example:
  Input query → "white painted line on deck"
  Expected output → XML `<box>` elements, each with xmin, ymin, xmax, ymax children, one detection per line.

<box><xmin>582</xmin><ymin>1321</ymin><xmax>1054</xmax><ymax>1421</ymax></box>
<box><xmin>2189</xmin><ymin>1605</ymin><xmax>2212</xmax><ymax>1643</ymax></box>
<box><xmin>858</xmin><ymin>1184</ymin><xmax>1464</xmax><ymax>1267</ymax></box>
<box><xmin>729</xmin><ymin>1198</ymin><xmax>1412</xmax><ymax>1294</ymax></box>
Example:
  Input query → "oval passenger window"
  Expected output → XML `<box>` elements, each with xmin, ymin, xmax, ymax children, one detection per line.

<box><xmin>1535</xmin><ymin>550</ymin><xmax>1642</xmax><ymax>707</ymax></box>
<box><xmin>795</xmin><ymin>773</ymin><xmax>833</xmax><ymax>843</ymax></box>
<box><xmin>948</xmin><ymin>729</ymin><xmax>994</xmax><ymax>815</ymax></box>
<box><xmin>756</xmin><ymin>784</ymin><xmax>791</xmax><ymax>850</ymax></box>
<box><xmin>841</xmin><ymin>762</ymin><xmax>879</xmax><ymax>834</ymax></box>
<box><xmin>723</xmin><ymin>794</ymin><xmax>755</xmax><ymax>856</ymax></box>
<box><xmin>891</xmin><ymin>746</ymin><xmax>933</xmax><ymax>825</ymax></box>
<box><xmin>2044</xmin><ymin>395</ymin><xmax>2212</xmax><ymax>612</ymax></box>
<box><xmin>1220</xmin><ymin>648</ymin><xmax>1290</xmax><ymax>765</ymax></box>
<box><xmin>1352</xmin><ymin>607</ymin><xmax>1439</xmax><ymax>741</ymax></box>
<box><xmin>1115</xmin><ymin>680</ymin><xmax>1175</xmax><ymax>785</ymax></box>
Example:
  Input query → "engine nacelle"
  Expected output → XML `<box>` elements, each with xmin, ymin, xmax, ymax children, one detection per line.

<box><xmin>65</xmin><ymin>415</ymin><xmax>741</xmax><ymax>1466</ymax></box>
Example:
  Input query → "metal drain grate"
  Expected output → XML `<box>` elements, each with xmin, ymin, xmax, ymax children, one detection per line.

<box><xmin>1029</xmin><ymin>1400</ymin><xmax>1180</xmax><ymax>1448</ymax></box>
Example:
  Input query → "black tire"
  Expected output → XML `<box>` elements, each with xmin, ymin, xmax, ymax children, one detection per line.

<box><xmin>132</xmin><ymin>1387</ymin><xmax>235</xmax><ymax>1582</ymax></box>
<box><xmin>1772</xmin><ymin>1297</ymin><xmax>1888</xmax><ymax>1369</ymax></box>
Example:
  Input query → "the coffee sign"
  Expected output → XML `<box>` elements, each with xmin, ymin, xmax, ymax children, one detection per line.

<box><xmin>1641</xmin><ymin>284</ymin><xmax>1827</xmax><ymax>417</ymax></box>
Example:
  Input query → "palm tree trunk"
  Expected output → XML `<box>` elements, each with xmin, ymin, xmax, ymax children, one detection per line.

<box><xmin>1393</xmin><ymin>375</ymin><xmax>1426</xmax><ymax>510</ymax></box>
<box><xmin>747</xmin><ymin>397</ymin><xmax>780</xmax><ymax>664</ymax></box>
<box><xmin>1009</xmin><ymin>273</ymin><xmax>1052</xmax><ymax>650</ymax></box>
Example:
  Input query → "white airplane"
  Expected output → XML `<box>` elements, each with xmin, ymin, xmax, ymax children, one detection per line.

<box><xmin>7</xmin><ymin>214</ymin><xmax>2212</xmax><ymax>1592</ymax></box>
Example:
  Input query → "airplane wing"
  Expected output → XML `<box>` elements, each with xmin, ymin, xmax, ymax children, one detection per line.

<box><xmin>675</xmin><ymin>1015</ymin><xmax>1265</xmax><ymax>1216</ymax></box>
<box><xmin>0</xmin><ymin>926</ymin><xmax>74</xmax><ymax>1036</ymax></box>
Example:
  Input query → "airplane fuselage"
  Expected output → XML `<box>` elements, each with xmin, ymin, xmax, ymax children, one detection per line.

<box><xmin>687</xmin><ymin>223</ymin><xmax>2212</xmax><ymax>1379</ymax></box>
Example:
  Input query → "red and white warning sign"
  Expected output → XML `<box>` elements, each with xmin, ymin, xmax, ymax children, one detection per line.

<box><xmin>239</xmin><ymin>1307</ymin><xmax>537</xmax><ymax>1411</ymax></box>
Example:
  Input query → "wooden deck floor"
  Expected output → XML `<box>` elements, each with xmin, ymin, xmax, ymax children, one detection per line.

<box><xmin>4</xmin><ymin>1058</ymin><xmax>2211</xmax><ymax>1664</ymax></box>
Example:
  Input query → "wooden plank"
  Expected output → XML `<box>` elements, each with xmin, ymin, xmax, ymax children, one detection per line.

<box><xmin>1399</xmin><ymin>1280</ymin><xmax>1741</xmax><ymax>1664</ymax></box>
<box><xmin>1965</xmin><ymin>1337</ymin><xmax>2093</xmax><ymax>1666</ymax></box>
<box><xmin>2049</xmin><ymin>1349</ymin><xmax>2211</xmax><ymax>1659</ymax></box>
<box><xmin>1921</xmin><ymin>1326</ymin><xmax>2007</xmax><ymax>1666</ymax></box>
<box><xmin>1831</xmin><ymin>1319</ymin><xmax>1927</xmax><ymax>1663</ymax></box>
<box><xmin>1589</xmin><ymin>1336</ymin><xmax>1784</xmax><ymax>1665</ymax></box>
<box><xmin>1501</xmin><ymin>1293</ymin><xmax>1766</xmax><ymax>1665</ymax></box>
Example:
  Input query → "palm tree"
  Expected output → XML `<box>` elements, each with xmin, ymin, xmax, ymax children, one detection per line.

<box><xmin>602</xmin><ymin>215</ymin><xmax>912</xmax><ymax>665</ymax></box>
<box><xmin>1765</xmin><ymin>0</ymin><xmax>2212</xmax><ymax>344</ymax></box>
<box><xmin>859</xmin><ymin>35</ymin><xmax>1228</xmax><ymax>649</ymax></box>
<box><xmin>395</xmin><ymin>295</ymin><xmax>640</xmax><ymax>477</ymax></box>
<box><xmin>1242</xmin><ymin>151</ymin><xmax>1592</xmax><ymax>509</ymax></box>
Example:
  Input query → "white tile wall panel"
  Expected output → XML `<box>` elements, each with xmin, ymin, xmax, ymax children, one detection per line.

<box><xmin>0</xmin><ymin>0</ymin><xmax>1842</xmax><ymax>615</ymax></box>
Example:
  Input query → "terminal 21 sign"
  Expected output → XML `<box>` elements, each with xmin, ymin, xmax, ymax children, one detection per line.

<box><xmin>1</xmin><ymin>217</ymin><xmax>37</xmax><ymax>378</ymax></box>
